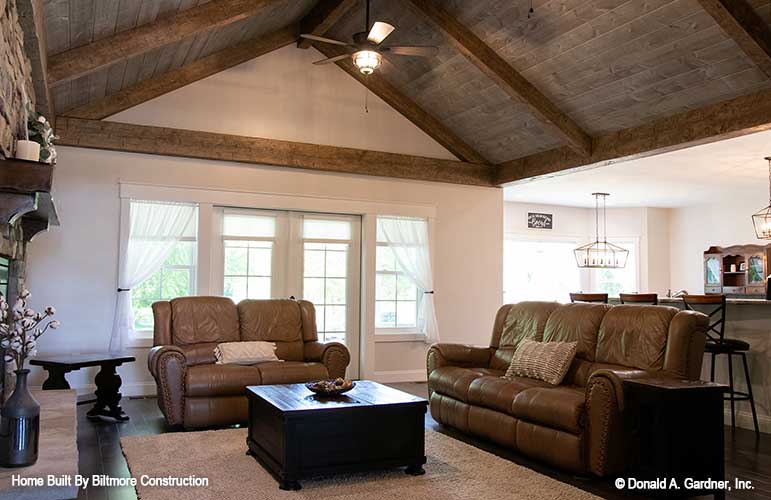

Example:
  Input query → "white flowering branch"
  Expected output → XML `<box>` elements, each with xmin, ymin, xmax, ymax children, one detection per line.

<box><xmin>0</xmin><ymin>290</ymin><xmax>60</xmax><ymax>370</ymax></box>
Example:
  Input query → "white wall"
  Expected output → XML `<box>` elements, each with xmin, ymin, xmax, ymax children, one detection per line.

<box><xmin>503</xmin><ymin>201</ymin><xmax>672</xmax><ymax>297</ymax></box>
<box><xmin>113</xmin><ymin>44</ymin><xmax>456</xmax><ymax>161</ymax></box>
<box><xmin>669</xmin><ymin>198</ymin><xmax>769</xmax><ymax>293</ymax></box>
<box><xmin>24</xmin><ymin>44</ymin><xmax>501</xmax><ymax>395</ymax></box>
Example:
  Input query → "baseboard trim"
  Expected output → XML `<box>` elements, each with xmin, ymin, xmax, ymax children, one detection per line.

<box><xmin>725</xmin><ymin>408</ymin><xmax>771</xmax><ymax>434</ymax></box>
<box><xmin>29</xmin><ymin>382</ymin><xmax>157</xmax><ymax>398</ymax></box>
<box><xmin>372</xmin><ymin>369</ymin><xmax>427</xmax><ymax>383</ymax></box>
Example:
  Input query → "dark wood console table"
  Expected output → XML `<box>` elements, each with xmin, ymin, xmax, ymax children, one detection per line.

<box><xmin>30</xmin><ymin>353</ymin><xmax>135</xmax><ymax>422</ymax></box>
<box><xmin>624</xmin><ymin>378</ymin><xmax>728</xmax><ymax>499</ymax></box>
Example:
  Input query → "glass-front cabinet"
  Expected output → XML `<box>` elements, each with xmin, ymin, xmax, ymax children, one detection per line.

<box><xmin>703</xmin><ymin>245</ymin><xmax>771</xmax><ymax>297</ymax></box>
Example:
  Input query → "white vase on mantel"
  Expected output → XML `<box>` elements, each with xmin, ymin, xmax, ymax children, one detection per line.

<box><xmin>14</xmin><ymin>140</ymin><xmax>40</xmax><ymax>162</ymax></box>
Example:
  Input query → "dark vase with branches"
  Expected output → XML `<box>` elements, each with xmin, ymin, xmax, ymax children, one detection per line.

<box><xmin>0</xmin><ymin>290</ymin><xmax>59</xmax><ymax>467</ymax></box>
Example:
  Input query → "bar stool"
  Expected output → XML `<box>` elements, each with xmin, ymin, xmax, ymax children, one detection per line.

<box><xmin>569</xmin><ymin>293</ymin><xmax>608</xmax><ymax>304</ymax></box>
<box><xmin>682</xmin><ymin>294</ymin><xmax>759</xmax><ymax>437</ymax></box>
<box><xmin>619</xmin><ymin>293</ymin><xmax>658</xmax><ymax>305</ymax></box>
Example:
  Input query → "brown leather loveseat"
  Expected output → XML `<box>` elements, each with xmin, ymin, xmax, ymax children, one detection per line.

<box><xmin>427</xmin><ymin>302</ymin><xmax>708</xmax><ymax>476</ymax></box>
<box><xmin>148</xmin><ymin>297</ymin><xmax>350</xmax><ymax>428</ymax></box>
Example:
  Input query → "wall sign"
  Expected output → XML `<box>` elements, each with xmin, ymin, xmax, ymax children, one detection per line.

<box><xmin>527</xmin><ymin>212</ymin><xmax>553</xmax><ymax>230</ymax></box>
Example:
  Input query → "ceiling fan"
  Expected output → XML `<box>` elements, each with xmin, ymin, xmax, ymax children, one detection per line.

<box><xmin>300</xmin><ymin>0</ymin><xmax>438</xmax><ymax>75</ymax></box>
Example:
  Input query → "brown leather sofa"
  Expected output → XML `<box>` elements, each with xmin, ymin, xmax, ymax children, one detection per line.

<box><xmin>427</xmin><ymin>302</ymin><xmax>708</xmax><ymax>476</ymax></box>
<box><xmin>148</xmin><ymin>297</ymin><xmax>350</xmax><ymax>429</ymax></box>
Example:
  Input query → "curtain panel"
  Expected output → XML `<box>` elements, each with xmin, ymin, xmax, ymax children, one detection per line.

<box><xmin>378</xmin><ymin>216</ymin><xmax>439</xmax><ymax>344</ymax></box>
<box><xmin>109</xmin><ymin>200</ymin><xmax>197</xmax><ymax>352</ymax></box>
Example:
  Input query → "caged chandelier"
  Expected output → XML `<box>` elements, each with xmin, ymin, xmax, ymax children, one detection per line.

<box><xmin>574</xmin><ymin>193</ymin><xmax>629</xmax><ymax>269</ymax></box>
<box><xmin>751</xmin><ymin>157</ymin><xmax>771</xmax><ymax>239</ymax></box>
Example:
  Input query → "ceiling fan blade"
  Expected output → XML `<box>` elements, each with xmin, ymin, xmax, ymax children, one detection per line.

<box><xmin>382</xmin><ymin>46</ymin><xmax>438</xmax><ymax>57</ymax></box>
<box><xmin>367</xmin><ymin>21</ymin><xmax>395</xmax><ymax>44</ymax></box>
<box><xmin>312</xmin><ymin>54</ymin><xmax>351</xmax><ymax>65</ymax></box>
<box><xmin>300</xmin><ymin>34</ymin><xmax>351</xmax><ymax>46</ymax></box>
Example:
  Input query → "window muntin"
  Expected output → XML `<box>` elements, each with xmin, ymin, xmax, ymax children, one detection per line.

<box><xmin>375</xmin><ymin>236</ymin><xmax>422</xmax><ymax>331</ymax></box>
<box><xmin>222</xmin><ymin>212</ymin><xmax>276</xmax><ymax>303</ymax></box>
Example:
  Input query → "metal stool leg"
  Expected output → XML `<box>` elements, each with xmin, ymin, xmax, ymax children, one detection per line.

<box><xmin>710</xmin><ymin>351</ymin><xmax>716</xmax><ymax>382</ymax></box>
<box><xmin>727</xmin><ymin>353</ymin><xmax>736</xmax><ymax>430</ymax></box>
<box><xmin>740</xmin><ymin>352</ymin><xmax>760</xmax><ymax>438</ymax></box>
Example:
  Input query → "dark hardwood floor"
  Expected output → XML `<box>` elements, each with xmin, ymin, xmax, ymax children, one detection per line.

<box><xmin>76</xmin><ymin>383</ymin><xmax>771</xmax><ymax>500</ymax></box>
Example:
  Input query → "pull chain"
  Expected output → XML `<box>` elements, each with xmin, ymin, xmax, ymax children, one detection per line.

<box><xmin>365</xmin><ymin>87</ymin><xmax>369</xmax><ymax>113</ymax></box>
<box><xmin>528</xmin><ymin>0</ymin><xmax>534</xmax><ymax>18</ymax></box>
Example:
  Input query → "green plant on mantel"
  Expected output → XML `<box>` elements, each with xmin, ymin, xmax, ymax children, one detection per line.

<box><xmin>26</xmin><ymin>105</ymin><xmax>57</xmax><ymax>164</ymax></box>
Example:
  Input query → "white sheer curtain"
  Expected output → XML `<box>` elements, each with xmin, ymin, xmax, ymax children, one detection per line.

<box><xmin>378</xmin><ymin>217</ymin><xmax>439</xmax><ymax>344</ymax></box>
<box><xmin>109</xmin><ymin>200</ymin><xmax>197</xmax><ymax>353</ymax></box>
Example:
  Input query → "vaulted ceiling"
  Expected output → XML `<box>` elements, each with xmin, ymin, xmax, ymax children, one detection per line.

<box><xmin>34</xmin><ymin>0</ymin><xmax>771</xmax><ymax>186</ymax></box>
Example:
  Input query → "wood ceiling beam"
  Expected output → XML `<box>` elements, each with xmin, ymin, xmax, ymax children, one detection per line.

<box><xmin>697</xmin><ymin>0</ymin><xmax>771</xmax><ymax>78</ymax></box>
<box><xmin>405</xmin><ymin>0</ymin><xmax>592</xmax><ymax>157</ymax></box>
<box><xmin>16</xmin><ymin>0</ymin><xmax>54</xmax><ymax>123</ymax></box>
<box><xmin>495</xmin><ymin>87</ymin><xmax>771</xmax><ymax>185</ymax></box>
<box><xmin>48</xmin><ymin>0</ymin><xmax>283</xmax><ymax>87</ymax></box>
<box><xmin>62</xmin><ymin>25</ymin><xmax>298</xmax><ymax>120</ymax></box>
<box><xmin>313</xmin><ymin>43</ymin><xmax>489</xmax><ymax>164</ymax></box>
<box><xmin>297</xmin><ymin>0</ymin><xmax>359</xmax><ymax>49</ymax></box>
<box><xmin>56</xmin><ymin>117</ymin><xmax>495</xmax><ymax>186</ymax></box>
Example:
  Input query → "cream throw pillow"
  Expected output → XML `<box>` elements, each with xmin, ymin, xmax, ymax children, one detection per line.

<box><xmin>214</xmin><ymin>341</ymin><xmax>280</xmax><ymax>365</ymax></box>
<box><xmin>504</xmin><ymin>339</ymin><xmax>577</xmax><ymax>385</ymax></box>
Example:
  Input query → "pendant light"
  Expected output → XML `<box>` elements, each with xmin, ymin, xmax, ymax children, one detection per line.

<box><xmin>574</xmin><ymin>193</ymin><xmax>629</xmax><ymax>268</ymax></box>
<box><xmin>751</xmin><ymin>157</ymin><xmax>771</xmax><ymax>239</ymax></box>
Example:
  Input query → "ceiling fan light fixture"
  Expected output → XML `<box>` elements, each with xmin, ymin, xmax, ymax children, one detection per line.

<box><xmin>352</xmin><ymin>50</ymin><xmax>382</xmax><ymax>75</ymax></box>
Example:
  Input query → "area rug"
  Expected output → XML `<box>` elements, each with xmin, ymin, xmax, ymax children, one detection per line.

<box><xmin>120</xmin><ymin>428</ymin><xmax>599</xmax><ymax>500</ymax></box>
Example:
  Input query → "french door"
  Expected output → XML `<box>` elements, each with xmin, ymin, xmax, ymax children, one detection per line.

<box><xmin>211</xmin><ymin>208</ymin><xmax>361</xmax><ymax>376</ymax></box>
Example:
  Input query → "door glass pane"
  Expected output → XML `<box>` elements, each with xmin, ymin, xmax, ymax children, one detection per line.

<box><xmin>303</xmin><ymin>218</ymin><xmax>351</xmax><ymax>240</ymax></box>
<box><xmin>748</xmin><ymin>256</ymin><xmax>764</xmax><ymax>284</ymax></box>
<box><xmin>224</xmin><ymin>213</ymin><xmax>275</xmax><ymax>237</ymax></box>
<box><xmin>706</xmin><ymin>257</ymin><xmax>721</xmax><ymax>285</ymax></box>
<box><xmin>223</xmin><ymin>240</ymin><xmax>272</xmax><ymax>302</ymax></box>
<box><xmin>302</xmin><ymin>241</ymin><xmax>349</xmax><ymax>342</ymax></box>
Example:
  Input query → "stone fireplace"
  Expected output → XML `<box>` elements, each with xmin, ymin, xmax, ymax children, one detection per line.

<box><xmin>0</xmin><ymin>0</ymin><xmax>59</xmax><ymax>398</ymax></box>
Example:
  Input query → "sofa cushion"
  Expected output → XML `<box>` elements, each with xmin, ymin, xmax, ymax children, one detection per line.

<box><xmin>429</xmin><ymin>366</ymin><xmax>503</xmax><ymax>402</ymax></box>
<box><xmin>171</xmin><ymin>297</ymin><xmax>240</xmax><ymax>346</ymax></box>
<box><xmin>491</xmin><ymin>302</ymin><xmax>559</xmax><ymax>370</ymax></box>
<box><xmin>237</xmin><ymin>300</ymin><xmax>304</xmax><ymax>361</ymax></box>
<box><xmin>596</xmin><ymin>305</ymin><xmax>678</xmax><ymax>371</ymax></box>
<box><xmin>512</xmin><ymin>386</ymin><xmax>586</xmax><ymax>434</ymax></box>
<box><xmin>256</xmin><ymin>361</ymin><xmax>328</xmax><ymax>385</ymax></box>
<box><xmin>185</xmin><ymin>364</ymin><xmax>262</xmax><ymax>397</ymax></box>
<box><xmin>467</xmin><ymin>375</ymin><xmax>551</xmax><ymax>414</ymax></box>
<box><xmin>543</xmin><ymin>303</ymin><xmax>611</xmax><ymax>361</ymax></box>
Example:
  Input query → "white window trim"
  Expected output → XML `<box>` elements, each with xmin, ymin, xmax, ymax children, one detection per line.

<box><xmin>118</xmin><ymin>182</ymin><xmax>438</xmax><ymax>378</ymax></box>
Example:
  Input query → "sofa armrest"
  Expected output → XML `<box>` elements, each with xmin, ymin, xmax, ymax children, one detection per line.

<box><xmin>148</xmin><ymin>345</ymin><xmax>187</xmax><ymax>427</ymax></box>
<box><xmin>427</xmin><ymin>343</ymin><xmax>491</xmax><ymax>376</ymax></box>
<box><xmin>585</xmin><ymin>368</ymin><xmax>654</xmax><ymax>476</ymax></box>
<box><xmin>304</xmin><ymin>341</ymin><xmax>350</xmax><ymax>379</ymax></box>
<box><xmin>664</xmin><ymin>310</ymin><xmax>709</xmax><ymax>380</ymax></box>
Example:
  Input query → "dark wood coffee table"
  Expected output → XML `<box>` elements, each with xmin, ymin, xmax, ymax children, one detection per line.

<box><xmin>30</xmin><ymin>353</ymin><xmax>135</xmax><ymax>422</ymax></box>
<box><xmin>245</xmin><ymin>380</ymin><xmax>428</xmax><ymax>490</ymax></box>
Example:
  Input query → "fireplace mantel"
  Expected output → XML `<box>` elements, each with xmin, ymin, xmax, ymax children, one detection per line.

<box><xmin>0</xmin><ymin>158</ymin><xmax>59</xmax><ymax>244</ymax></box>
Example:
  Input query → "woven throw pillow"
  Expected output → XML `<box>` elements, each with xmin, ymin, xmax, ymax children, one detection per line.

<box><xmin>504</xmin><ymin>339</ymin><xmax>578</xmax><ymax>385</ymax></box>
<box><xmin>214</xmin><ymin>341</ymin><xmax>280</xmax><ymax>365</ymax></box>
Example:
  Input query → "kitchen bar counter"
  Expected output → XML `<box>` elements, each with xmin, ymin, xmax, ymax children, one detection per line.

<box><xmin>658</xmin><ymin>297</ymin><xmax>771</xmax><ymax>306</ymax></box>
<box><xmin>611</xmin><ymin>296</ymin><xmax>771</xmax><ymax>434</ymax></box>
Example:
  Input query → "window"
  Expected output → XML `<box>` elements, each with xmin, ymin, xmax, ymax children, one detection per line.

<box><xmin>503</xmin><ymin>238</ymin><xmax>581</xmax><ymax>304</ymax></box>
<box><xmin>131</xmin><ymin>211</ymin><xmax>198</xmax><ymax>332</ymax></box>
<box><xmin>375</xmin><ymin>217</ymin><xmax>428</xmax><ymax>333</ymax></box>
<box><xmin>589</xmin><ymin>239</ymin><xmax>638</xmax><ymax>296</ymax></box>
<box><xmin>302</xmin><ymin>217</ymin><xmax>354</xmax><ymax>343</ymax></box>
<box><xmin>222</xmin><ymin>211</ymin><xmax>276</xmax><ymax>303</ymax></box>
